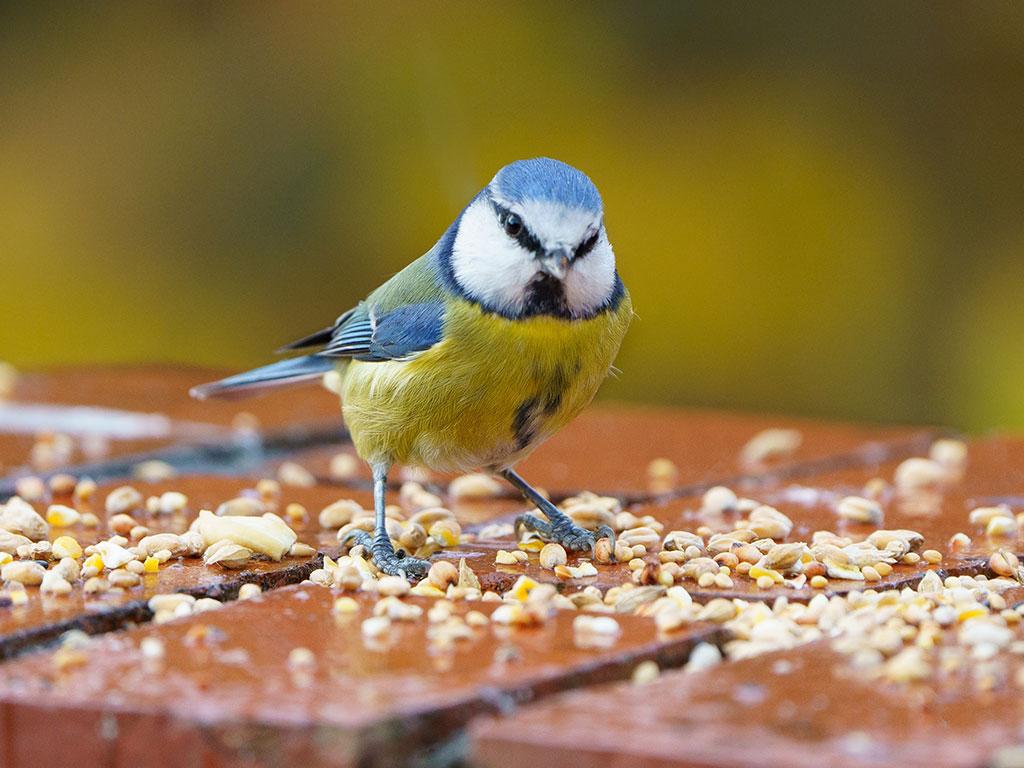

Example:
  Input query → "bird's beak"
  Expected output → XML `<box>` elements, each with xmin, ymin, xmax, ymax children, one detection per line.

<box><xmin>538</xmin><ymin>247</ymin><xmax>572</xmax><ymax>280</ymax></box>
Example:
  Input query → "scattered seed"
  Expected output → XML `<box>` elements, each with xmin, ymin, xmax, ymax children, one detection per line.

<box><xmin>495</xmin><ymin>550</ymin><xmax>520</xmax><ymax>566</ymax></box>
<box><xmin>646</xmin><ymin>458</ymin><xmax>678</xmax><ymax>485</ymax></box>
<box><xmin>319</xmin><ymin>499</ymin><xmax>362</xmax><ymax>529</ymax></box>
<box><xmin>539</xmin><ymin>543</ymin><xmax>568</xmax><ymax>570</ymax></box>
<box><xmin>686</xmin><ymin>642</ymin><xmax>723</xmax><ymax>671</ymax></box>
<box><xmin>45</xmin><ymin>505</ymin><xmax>81</xmax><ymax>528</ymax></box>
<box><xmin>133</xmin><ymin>460</ymin><xmax>176</xmax><ymax>483</ymax></box>
<box><xmin>746</xmin><ymin>505</ymin><xmax>794</xmax><ymax>539</ymax></box>
<box><xmin>943</xmin><ymin>538</ymin><xmax>969</xmax><ymax>560</ymax></box>
<box><xmin>893</xmin><ymin>457</ymin><xmax>944</xmax><ymax>491</ymax></box>
<box><xmin>361</xmin><ymin>615</ymin><xmax>391</xmax><ymax>639</ymax></box>
<box><xmin>836</xmin><ymin>496</ymin><xmax>884</xmax><ymax>526</ymax></box>
<box><xmin>106</xmin><ymin>567</ymin><xmax>140</xmax><ymax>588</ymax></box>
<box><xmin>333</xmin><ymin>596</ymin><xmax>359</xmax><ymax>614</ymax></box>
<box><xmin>429</xmin><ymin>519</ymin><xmax>462</xmax><ymax>547</ymax></box>
<box><xmin>51</xmin><ymin>535</ymin><xmax>82</xmax><ymax>560</ymax></box>
<box><xmin>428</xmin><ymin>560</ymin><xmax>459</xmax><ymax>590</ymax></box>
<box><xmin>594</xmin><ymin>538</ymin><xmax>614</xmax><ymax>564</ymax></box>
<box><xmin>73</xmin><ymin>479</ymin><xmax>97</xmax><ymax>504</ymax></box>
<box><xmin>929</xmin><ymin>438</ymin><xmax>967</xmax><ymax>468</ymax></box>
<box><xmin>448</xmin><ymin>473</ymin><xmax>503</xmax><ymax>499</ymax></box>
<box><xmin>990</xmin><ymin>550</ymin><xmax>1023</xmax><ymax>581</ymax></box>
<box><xmin>0</xmin><ymin>497</ymin><xmax>49</xmax><ymax>541</ymax></box>
<box><xmin>215</xmin><ymin>497</ymin><xmax>266</xmax><ymax>517</ymax></box>
<box><xmin>14</xmin><ymin>477</ymin><xmax>46</xmax><ymax>503</ymax></box>
<box><xmin>238</xmin><ymin>583</ymin><xmax>262</xmax><ymax>600</ymax></box>
<box><xmin>286</xmin><ymin>542</ymin><xmax>314</xmax><ymax>559</ymax></box>
<box><xmin>740</xmin><ymin>428</ymin><xmax>802</xmax><ymax>465</ymax></box>
<box><xmin>40</xmin><ymin>570</ymin><xmax>72</xmax><ymax>595</ymax></box>
<box><xmin>47</xmin><ymin>474</ymin><xmax>77</xmax><ymax>496</ymax></box>
<box><xmin>1</xmin><ymin>561</ymin><xmax>44</xmax><ymax>586</ymax></box>
<box><xmin>126</xmin><ymin>640</ymin><xmax>164</xmax><ymax>670</ymax></box>
<box><xmin>986</xmin><ymin>515</ymin><xmax>1019</xmax><ymax>537</ymax></box>
<box><xmin>377</xmin><ymin>576</ymin><xmax>411</xmax><ymax>597</ymax></box>
<box><xmin>874</xmin><ymin>561</ymin><xmax>894</xmax><ymax>577</ymax></box>
<box><xmin>701</xmin><ymin>486</ymin><xmax>738</xmax><ymax>514</ymax></box>
<box><xmin>698</xmin><ymin>599</ymin><xmax>736</xmax><ymax>622</ymax></box>
<box><xmin>108</xmin><ymin>513</ymin><xmax>138</xmax><ymax>536</ymax></box>
<box><xmin>329</xmin><ymin>453</ymin><xmax>360</xmax><ymax>481</ymax></box>
<box><xmin>278</xmin><ymin>462</ymin><xmax>316</xmax><ymax>487</ymax></box>
<box><xmin>203</xmin><ymin>540</ymin><xmax>253</xmax><ymax>569</ymax></box>
<box><xmin>573</xmin><ymin>614</ymin><xmax>621</xmax><ymax>638</ymax></box>
<box><xmin>105</xmin><ymin>486</ymin><xmax>143</xmax><ymax>515</ymax></box>
<box><xmin>922</xmin><ymin>549</ymin><xmax>942</xmax><ymax>565</ymax></box>
<box><xmin>713</xmin><ymin>573</ymin><xmax>734</xmax><ymax>589</ymax></box>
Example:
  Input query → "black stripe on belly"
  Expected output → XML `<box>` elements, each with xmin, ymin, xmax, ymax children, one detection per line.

<box><xmin>513</xmin><ymin>397</ymin><xmax>540</xmax><ymax>450</ymax></box>
<box><xmin>513</xmin><ymin>367</ymin><xmax>572</xmax><ymax>451</ymax></box>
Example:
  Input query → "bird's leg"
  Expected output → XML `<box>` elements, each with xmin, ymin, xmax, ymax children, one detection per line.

<box><xmin>502</xmin><ymin>468</ymin><xmax>615</xmax><ymax>559</ymax></box>
<box><xmin>340</xmin><ymin>464</ymin><xmax>430</xmax><ymax>581</ymax></box>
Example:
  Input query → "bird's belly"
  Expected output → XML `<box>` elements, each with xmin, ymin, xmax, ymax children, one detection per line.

<box><xmin>339</xmin><ymin>301</ymin><xmax>629</xmax><ymax>472</ymax></box>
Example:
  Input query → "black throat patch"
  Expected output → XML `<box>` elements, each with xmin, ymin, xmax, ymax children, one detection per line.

<box><xmin>523</xmin><ymin>272</ymin><xmax>569</xmax><ymax>318</ymax></box>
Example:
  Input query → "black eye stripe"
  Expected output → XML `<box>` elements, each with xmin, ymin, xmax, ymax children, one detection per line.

<box><xmin>574</xmin><ymin>231</ymin><xmax>600</xmax><ymax>261</ymax></box>
<box><xmin>490</xmin><ymin>199</ymin><xmax>600</xmax><ymax>261</ymax></box>
<box><xmin>491</xmin><ymin>201</ymin><xmax>544</xmax><ymax>255</ymax></box>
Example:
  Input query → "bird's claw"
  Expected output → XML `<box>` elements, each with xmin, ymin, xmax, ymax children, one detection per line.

<box><xmin>339</xmin><ymin>529</ymin><xmax>430</xmax><ymax>581</ymax></box>
<box><xmin>392</xmin><ymin>553</ymin><xmax>430</xmax><ymax>581</ymax></box>
<box><xmin>515</xmin><ymin>513</ymin><xmax>616</xmax><ymax>562</ymax></box>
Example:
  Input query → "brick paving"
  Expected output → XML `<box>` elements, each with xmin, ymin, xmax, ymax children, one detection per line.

<box><xmin>0</xmin><ymin>366</ymin><xmax>1019</xmax><ymax>766</ymax></box>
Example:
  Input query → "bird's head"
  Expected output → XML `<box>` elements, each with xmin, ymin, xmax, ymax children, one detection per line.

<box><xmin>448</xmin><ymin>158</ymin><xmax>619</xmax><ymax>319</ymax></box>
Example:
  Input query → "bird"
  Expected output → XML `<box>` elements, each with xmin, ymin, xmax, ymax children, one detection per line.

<box><xmin>191</xmin><ymin>158</ymin><xmax>632</xmax><ymax>580</ymax></box>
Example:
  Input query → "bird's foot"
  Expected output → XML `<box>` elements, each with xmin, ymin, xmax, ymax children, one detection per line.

<box><xmin>514</xmin><ymin>513</ymin><xmax>616</xmax><ymax>561</ymax></box>
<box><xmin>339</xmin><ymin>530</ymin><xmax>431</xmax><ymax>581</ymax></box>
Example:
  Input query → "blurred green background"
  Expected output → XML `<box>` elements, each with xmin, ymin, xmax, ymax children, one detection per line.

<box><xmin>2</xmin><ymin>3</ymin><xmax>1023</xmax><ymax>431</ymax></box>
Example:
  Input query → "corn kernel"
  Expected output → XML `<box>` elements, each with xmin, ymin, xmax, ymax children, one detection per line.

<box><xmin>958</xmin><ymin>606</ymin><xmax>987</xmax><ymax>623</ymax></box>
<box><xmin>517</xmin><ymin>539</ymin><xmax>545</xmax><ymax>553</ymax></box>
<box><xmin>52</xmin><ymin>536</ymin><xmax>83</xmax><ymax>560</ymax></box>
<box><xmin>143</xmin><ymin>556</ymin><xmax>159</xmax><ymax>573</ymax></box>
<box><xmin>46</xmin><ymin>505</ymin><xmax>81</xmax><ymax>527</ymax></box>
<box><xmin>510</xmin><ymin>575</ymin><xmax>538</xmax><ymax>602</ymax></box>
<box><xmin>748</xmin><ymin>564</ymin><xmax>784</xmax><ymax>583</ymax></box>
<box><xmin>428</xmin><ymin>520</ymin><xmax>461</xmax><ymax>547</ymax></box>
<box><xmin>410</xmin><ymin>582</ymin><xmax>446</xmax><ymax>598</ymax></box>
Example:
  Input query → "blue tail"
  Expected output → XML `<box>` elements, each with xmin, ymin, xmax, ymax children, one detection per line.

<box><xmin>189</xmin><ymin>355</ymin><xmax>334</xmax><ymax>400</ymax></box>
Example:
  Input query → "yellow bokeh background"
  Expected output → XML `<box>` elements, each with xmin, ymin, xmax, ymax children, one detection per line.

<box><xmin>2</xmin><ymin>3</ymin><xmax>1023</xmax><ymax>431</ymax></box>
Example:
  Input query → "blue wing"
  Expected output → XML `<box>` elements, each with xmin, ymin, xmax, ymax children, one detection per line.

<box><xmin>319</xmin><ymin>302</ymin><xmax>446</xmax><ymax>362</ymax></box>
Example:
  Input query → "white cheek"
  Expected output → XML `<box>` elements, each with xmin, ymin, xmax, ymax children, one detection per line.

<box><xmin>563</xmin><ymin>236</ymin><xmax>616</xmax><ymax>315</ymax></box>
<box><xmin>451</xmin><ymin>200</ymin><xmax>535</xmax><ymax>313</ymax></box>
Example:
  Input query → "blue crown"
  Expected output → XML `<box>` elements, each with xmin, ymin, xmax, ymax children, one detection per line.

<box><xmin>493</xmin><ymin>158</ymin><xmax>602</xmax><ymax>214</ymax></box>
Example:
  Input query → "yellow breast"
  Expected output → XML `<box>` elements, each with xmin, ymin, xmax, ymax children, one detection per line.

<box><xmin>338</xmin><ymin>295</ymin><xmax>632</xmax><ymax>472</ymax></box>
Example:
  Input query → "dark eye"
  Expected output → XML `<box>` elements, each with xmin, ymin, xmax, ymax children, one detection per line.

<box><xmin>575</xmin><ymin>231</ymin><xmax>600</xmax><ymax>260</ymax></box>
<box><xmin>503</xmin><ymin>212</ymin><xmax>523</xmax><ymax>237</ymax></box>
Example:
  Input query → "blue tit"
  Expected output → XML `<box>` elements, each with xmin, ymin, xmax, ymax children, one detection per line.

<box><xmin>192</xmin><ymin>158</ymin><xmax>632</xmax><ymax>579</ymax></box>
